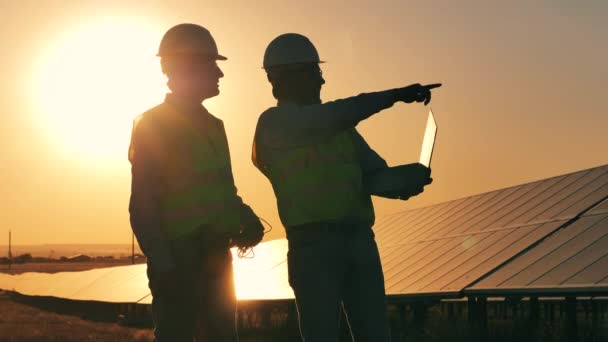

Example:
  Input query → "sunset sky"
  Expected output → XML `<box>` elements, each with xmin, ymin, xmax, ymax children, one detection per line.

<box><xmin>1</xmin><ymin>0</ymin><xmax>606</xmax><ymax>245</ymax></box>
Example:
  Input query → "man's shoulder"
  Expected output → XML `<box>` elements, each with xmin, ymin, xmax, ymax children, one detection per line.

<box><xmin>139</xmin><ymin>102</ymin><xmax>173</xmax><ymax>121</ymax></box>
<box><xmin>205</xmin><ymin>111</ymin><xmax>225</xmax><ymax>129</ymax></box>
<box><xmin>251</xmin><ymin>107</ymin><xmax>279</xmax><ymax>148</ymax></box>
<box><xmin>257</xmin><ymin>106</ymin><xmax>282</xmax><ymax>128</ymax></box>
<box><xmin>129</xmin><ymin>103</ymin><xmax>170</xmax><ymax>162</ymax></box>
<box><xmin>131</xmin><ymin>102</ymin><xmax>175</xmax><ymax>139</ymax></box>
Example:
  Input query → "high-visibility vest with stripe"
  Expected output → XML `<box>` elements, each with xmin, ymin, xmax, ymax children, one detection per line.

<box><xmin>132</xmin><ymin>103</ymin><xmax>241</xmax><ymax>239</ymax></box>
<box><xmin>253</xmin><ymin>128</ymin><xmax>375</xmax><ymax>227</ymax></box>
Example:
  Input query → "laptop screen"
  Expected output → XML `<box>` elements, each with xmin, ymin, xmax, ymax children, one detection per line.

<box><xmin>419</xmin><ymin>109</ymin><xmax>437</xmax><ymax>168</ymax></box>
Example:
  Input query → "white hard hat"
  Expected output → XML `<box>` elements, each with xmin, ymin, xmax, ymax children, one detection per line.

<box><xmin>263</xmin><ymin>33</ymin><xmax>324</xmax><ymax>69</ymax></box>
<box><xmin>158</xmin><ymin>23</ymin><xmax>227</xmax><ymax>60</ymax></box>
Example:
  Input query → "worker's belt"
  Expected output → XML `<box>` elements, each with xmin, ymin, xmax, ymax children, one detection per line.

<box><xmin>170</xmin><ymin>226</ymin><xmax>232</xmax><ymax>250</ymax></box>
<box><xmin>286</xmin><ymin>220</ymin><xmax>373</xmax><ymax>244</ymax></box>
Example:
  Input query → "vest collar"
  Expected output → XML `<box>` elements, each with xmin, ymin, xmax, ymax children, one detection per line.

<box><xmin>165</xmin><ymin>93</ymin><xmax>210</xmax><ymax>116</ymax></box>
<box><xmin>277</xmin><ymin>99</ymin><xmax>323</xmax><ymax>107</ymax></box>
<box><xmin>277</xmin><ymin>100</ymin><xmax>299</xmax><ymax>108</ymax></box>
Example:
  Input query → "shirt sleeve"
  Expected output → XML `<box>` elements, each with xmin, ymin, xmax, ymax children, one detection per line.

<box><xmin>352</xmin><ymin>129</ymin><xmax>389</xmax><ymax>174</ymax></box>
<box><xmin>259</xmin><ymin>90</ymin><xmax>396</xmax><ymax>148</ymax></box>
<box><xmin>128</xmin><ymin>117</ymin><xmax>175</xmax><ymax>273</ymax></box>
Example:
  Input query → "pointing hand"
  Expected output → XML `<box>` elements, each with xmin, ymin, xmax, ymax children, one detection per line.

<box><xmin>395</xmin><ymin>83</ymin><xmax>442</xmax><ymax>105</ymax></box>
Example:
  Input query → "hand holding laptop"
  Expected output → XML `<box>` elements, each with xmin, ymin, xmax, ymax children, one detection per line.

<box><xmin>364</xmin><ymin>109</ymin><xmax>437</xmax><ymax>200</ymax></box>
<box><xmin>366</xmin><ymin>162</ymin><xmax>432</xmax><ymax>200</ymax></box>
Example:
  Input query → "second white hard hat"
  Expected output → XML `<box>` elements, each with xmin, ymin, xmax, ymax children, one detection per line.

<box><xmin>263</xmin><ymin>33</ymin><xmax>324</xmax><ymax>69</ymax></box>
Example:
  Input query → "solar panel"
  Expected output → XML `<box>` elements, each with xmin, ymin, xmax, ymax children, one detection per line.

<box><xmin>587</xmin><ymin>198</ymin><xmax>608</xmax><ymax>215</ymax></box>
<box><xmin>0</xmin><ymin>273</ymin><xmax>16</xmax><ymax>292</ymax></box>
<box><xmin>467</xmin><ymin>213</ymin><xmax>608</xmax><ymax>296</ymax></box>
<box><xmin>375</xmin><ymin>164</ymin><xmax>608</xmax><ymax>297</ymax></box>
<box><xmin>0</xmin><ymin>242</ymin><xmax>294</xmax><ymax>303</ymax></box>
<box><xmin>69</xmin><ymin>265</ymin><xmax>149</xmax><ymax>302</ymax></box>
<box><xmin>381</xmin><ymin>220</ymin><xmax>567</xmax><ymax>296</ymax></box>
<box><xmin>2</xmin><ymin>266</ymin><xmax>150</xmax><ymax>303</ymax></box>
<box><xmin>11</xmin><ymin>272</ymin><xmax>55</xmax><ymax>296</ymax></box>
<box><xmin>376</xmin><ymin>165</ymin><xmax>607</xmax><ymax>248</ymax></box>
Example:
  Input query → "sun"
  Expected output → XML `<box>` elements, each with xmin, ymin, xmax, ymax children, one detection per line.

<box><xmin>33</xmin><ymin>19</ymin><xmax>167</xmax><ymax>163</ymax></box>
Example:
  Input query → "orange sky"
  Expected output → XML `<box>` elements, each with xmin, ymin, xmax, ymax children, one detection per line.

<box><xmin>1</xmin><ymin>1</ymin><xmax>606</xmax><ymax>245</ymax></box>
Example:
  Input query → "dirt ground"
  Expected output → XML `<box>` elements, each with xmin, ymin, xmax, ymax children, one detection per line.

<box><xmin>0</xmin><ymin>261</ymin><xmax>145</xmax><ymax>275</ymax></box>
<box><xmin>0</xmin><ymin>290</ymin><xmax>153</xmax><ymax>341</ymax></box>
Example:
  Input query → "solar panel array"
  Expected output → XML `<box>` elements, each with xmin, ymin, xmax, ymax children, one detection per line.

<box><xmin>1</xmin><ymin>265</ymin><xmax>149</xmax><ymax>303</ymax></box>
<box><xmin>374</xmin><ymin>164</ymin><xmax>608</xmax><ymax>297</ymax></box>
<box><xmin>0</xmin><ymin>165</ymin><xmax>606</xmax><ymax>303</ymax></box>
<box><xmin>0</xmin><ymin>240</ymin><xmax>293</xmax><ymax>303</ymax></box>
<box><xmin>467</xmin><ymin>199</ymin><xmax>608</xmax><ymax>296</ymax></box>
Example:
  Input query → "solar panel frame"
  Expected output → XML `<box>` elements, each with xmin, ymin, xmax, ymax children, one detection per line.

<box><xmin>587</xmin><ymin>199</ymin><xmax>608</xmax><ymax>215</ymax></box>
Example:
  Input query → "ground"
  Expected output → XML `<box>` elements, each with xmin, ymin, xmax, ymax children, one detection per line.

<box><xmin>0</xmin><ymin>290</ymin><xmax>153</xmax><ymax>342</ymax></box>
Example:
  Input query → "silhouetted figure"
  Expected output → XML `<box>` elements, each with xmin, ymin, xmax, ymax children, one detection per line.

<box><xmin>129</xmin><ymin>23</ymin><xmax>264</xmax><ymax>342</ymax></box>
<box><xmin>252</xmin><ymin>33</ymin><xmax>440</xmax><ymax>341</ymax></box>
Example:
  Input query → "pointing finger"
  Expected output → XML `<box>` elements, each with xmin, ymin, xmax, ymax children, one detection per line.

<box><xmin>424</xmin><ymin>83</ymin><xmax>442</xmax><ymax>90</ymax></box>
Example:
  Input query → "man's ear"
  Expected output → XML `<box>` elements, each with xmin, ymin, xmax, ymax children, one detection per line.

<box><xmin>160</xmin><ymin>58</ymin><xmax>169</xmax><ymax>75</ymax></box>
<box><xmin>271</xmin><ymin>87</ymin><xmax>279</xmax><ymax>100</ymax></box>
<box><xmin>267</xmin><ymin>72</ymin><xmax>281</xmax><ymax>100</ymax></box>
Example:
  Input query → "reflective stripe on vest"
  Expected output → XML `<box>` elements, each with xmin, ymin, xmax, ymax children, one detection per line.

<box><xmin>142</xmin><ymin>103</ymin><xmax>240</xmax><ymax>239</ymax></box>
<box><xmin>254</xmin><ymin>128</ymin><xmax>375</xmax><ymax>227</ymax></box>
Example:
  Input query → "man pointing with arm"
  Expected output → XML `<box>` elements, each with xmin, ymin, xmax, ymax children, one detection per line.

<box><xmin>252</xmin><ymin>33</ymin><xmax>440</xmax><ymax>342</ymax></box>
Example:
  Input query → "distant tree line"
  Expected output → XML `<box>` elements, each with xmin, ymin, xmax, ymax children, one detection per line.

<box><xmin>0</xmin><ymin>253</ymin><xmax>146</xmax><ymax>264</ymax></box>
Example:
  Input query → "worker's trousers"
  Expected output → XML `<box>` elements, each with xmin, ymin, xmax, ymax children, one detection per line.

<box><xmin>287</xmin><ymin>222</ymin><xmax>390</xmax><ymax>342</ymax></box>
<box><xmin>146</xmin><ymin>234</ymin><xmax>238</xmax><ymax>342</ymax></box>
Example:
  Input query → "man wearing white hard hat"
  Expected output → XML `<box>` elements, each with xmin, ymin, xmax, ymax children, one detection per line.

<box><xmin>252</xmin><ymin>33</ymin><xmax>441</xmax><ymax>341</ymax></box>
<box><xmin>129</xmin><ymin>23</ymin><xmax>264</xmax><ymax>341</ymax></box>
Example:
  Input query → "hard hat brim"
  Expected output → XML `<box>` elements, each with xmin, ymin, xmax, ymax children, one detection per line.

<box><xmin>157</xmin><ymin>53</ymin><xmax>228</xmax><ymax>60</ymax></box>
<box><xmin>262</xmin><ymin>60</ymin><xmax>325</xmax><ymax>69</ymax></box>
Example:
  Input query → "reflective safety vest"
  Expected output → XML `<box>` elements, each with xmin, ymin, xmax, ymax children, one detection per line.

<box><xmin>132</xmin><ymin>103</ymin><xmax>241</xmax><ymax>240</ymax></box>
<box><xmin>253</xmin><ymin>127</ymin><xmax>375</xmax><ymax>227</ymax></box>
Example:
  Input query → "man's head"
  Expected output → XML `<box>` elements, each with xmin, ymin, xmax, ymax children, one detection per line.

<box><xmin>263</xmin><ymin>34</ymin><xmax>325</xmax><ymax>105</ymax></box>
<box><xmin>158</xmin><ymin>23</ymin><xmax>226</xmax><ymax>102</ymax></box>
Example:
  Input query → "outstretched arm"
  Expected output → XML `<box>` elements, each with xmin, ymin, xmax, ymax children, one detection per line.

<box><xmin>259</xmin><ymin>90</ymin><xmax>395</xmax><ymax>148</ymax></box>
<box><xmin>258</xmin><ymin>83</ymin><xmax>441</xmax><ymax>148</ymax></box>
